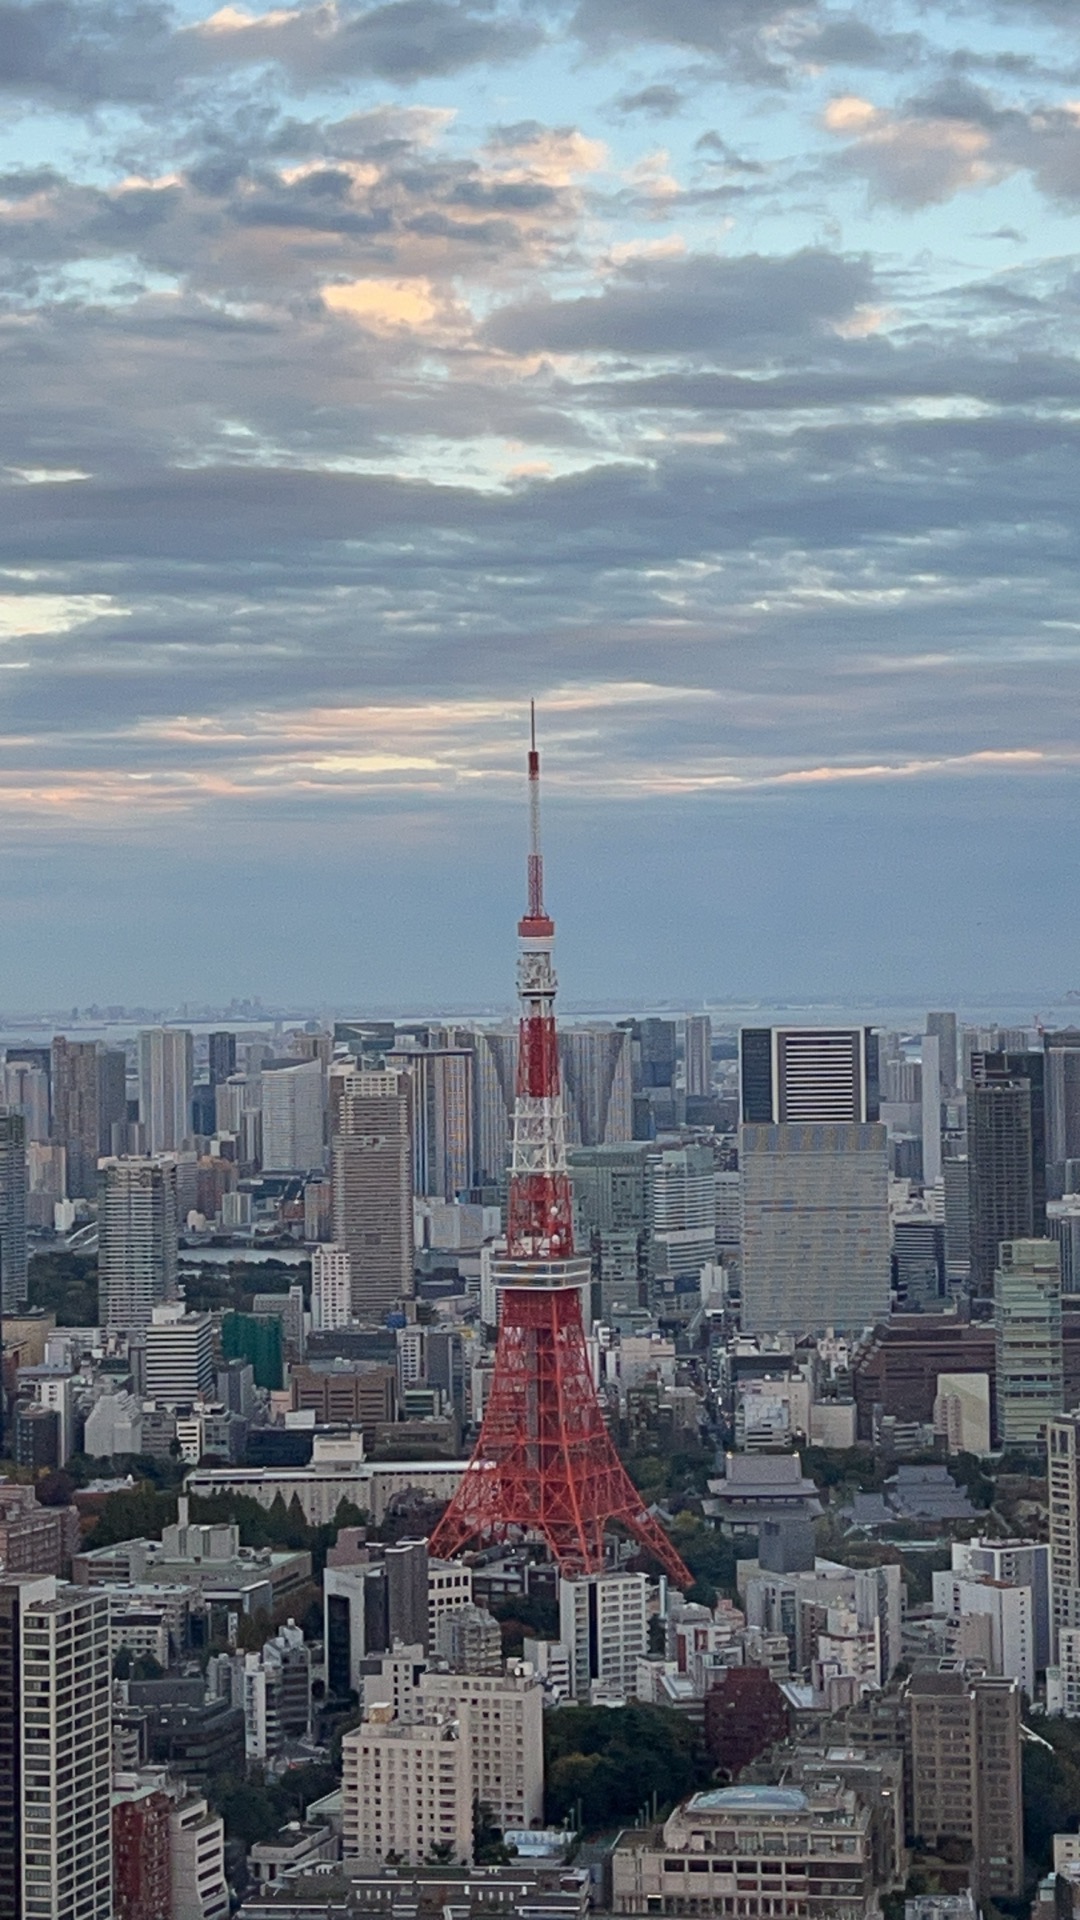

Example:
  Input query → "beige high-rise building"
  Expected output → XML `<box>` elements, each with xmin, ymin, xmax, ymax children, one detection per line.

<box><xmin>906</xmin><ymin>1668</ymin><xmax>1023</xmax><ymax>1901</ymax></box>
<box><xmin>137</xmin><ymin>1027</ymin><xmax>194</xmax><ymax>1155</ymax></box>
<box><xmin>0</xmin><ymin>1576</ymin><xmax>113</xmax><ymax>1920</ymax></box>
<box><xmin>342</xmin><ymin>1704</ymin><xmax>472</xmax><ymax>1867</ymax></box>
<box><xmin>331</xmin><ymin>1070</ymin><xmax>414</xmax><ymax>1315</ymax></box>
<box><xmin>418</xmin><ymin>1665</ymin><xmax>545</xmax><ymax>1831</ymax></box>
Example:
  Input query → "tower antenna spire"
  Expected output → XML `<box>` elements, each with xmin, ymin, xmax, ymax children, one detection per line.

<box><xmin>428</xmin><ymin>708</ymin><xmax>691</xmax><ymax>1586</ymax></box>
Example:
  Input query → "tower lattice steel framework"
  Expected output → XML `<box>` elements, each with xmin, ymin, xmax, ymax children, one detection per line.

<box><xmin>429</xmin><ymin>710</ymin><xmax>692</xmax><ymax>1586</ymax></box>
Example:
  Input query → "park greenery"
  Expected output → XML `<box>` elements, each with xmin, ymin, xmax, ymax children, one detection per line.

<box><xmin>543</xmin><ymin>1703</ymin><xmax>712</xmax><ymax>1830</ymax></box>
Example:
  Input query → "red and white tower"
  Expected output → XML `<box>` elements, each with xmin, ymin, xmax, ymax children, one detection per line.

<box><xmin>429</xmin><ymin>710</ymin><xmax>692</xmax><ymax>1585</ymax></box>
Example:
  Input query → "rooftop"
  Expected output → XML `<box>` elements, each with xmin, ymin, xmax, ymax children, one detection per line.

<box><xmin>688</xmin><ymin>1786</ymin><xmax>809</xmax><ymax>1814</ymax></box>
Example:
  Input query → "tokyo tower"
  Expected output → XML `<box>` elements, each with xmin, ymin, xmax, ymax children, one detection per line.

<box><xmin>429</xmin><ymin>709</ymin><xmax>692</xmax><ymax>1586</ymax></box>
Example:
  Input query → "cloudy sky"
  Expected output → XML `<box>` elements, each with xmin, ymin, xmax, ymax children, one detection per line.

<box><xmin>2</xmin><ymin>0</ymin><xmax>1080</xmax><ymax>1011</ymax></box>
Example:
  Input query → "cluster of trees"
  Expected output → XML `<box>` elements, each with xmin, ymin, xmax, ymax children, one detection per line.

<box><xmin>544</xmin><ymin>1703</ymin><xmax>712</xmax><ymax>1831</ymax></box>
<box><xmin>210</xmin><ymin>1760</ymin><xmax>338</xmax><ymax>1852</ymax></box>
<box><xmin>28</xmin><ymin>1250</ymin><xmax>98</xmax><ymax>1326</ymax></box>
<box><xmin>84</xmin><ymin>1483</ymin><xmax>370</xmax><ymax>1581</ymax></box>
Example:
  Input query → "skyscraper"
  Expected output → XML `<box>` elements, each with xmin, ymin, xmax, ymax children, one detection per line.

<box><xmin>0</xmin><ymin>1575</ymin><xmax>113</xmax><ymax>1920</ymax></box>
<box><xmin>647</xmin><ymin>1138</ymin><xmax>717</xmax><ymax>1294</ymax></box>
<box><xmin>570</xmin><ymin>1141</ymin><xmax>650</xmax><ymax>1316</ymax></box>
<box><xmin>98</xmin><ymin>1156</ymin><xmax>180</xmax><ymax>1330</ymax></box>
<box><xmin>1</xmin><ymin>1063</ymin><xmax>48</xmax><ymax>1144</ymax></box>
<box><xmin>138</xmin><ymin>1028</ymin><xmax>194</xmax><ymax>1155</ymax></box>
<box><xmin>470</xmin><ymin>1024</ymin><xmax>632</xmax><ymax>1185</ymax></box>
<box><xmin>926</xmin><ymin>1010</ymin><xmax>959</xmax><ymax>1097</ymax></box>
<box><xmin>50</xmin><ymin>1037</ymin><xmax>127</xmax><ymax>1199</ymax></box>
<box><xmin>921</xmin><ymin>1032</ymin><xmax>942</xmax><ymax>1188</ymax></box>
<box><xmin>994</xmin><ymin>1238</ymin><xmax>1063</xmax><ymax>1449</ymax></box>
<box><xmin>684</xmin><ymin>1014</ymin><xmax>712</xmax><ymax>1099</ymax></box>
<box><xmin>386</xmin><ymin>1046</ymin><xmax>473</xmax><ymax>1199</ymax></box>
<box><xmin>207</xmin><ymin>1030</ymin><xmax>237</xmax><ymax>1087</ymax></box>
<box><xmin>967</xmin><ymin>1051</ymin><xmax>1047</xmax><ymax>1296</ymax></box>
<box><xmin>739</xmin><ymin>1026</ymin><xmax>888</xmax><ymax>1335</ymax></box>
<box><xmin>1044</xmin><ymin>1030</ymin><xmax>1080</xmax><ymax>1194</ymax></box>
<box><xmin>260</xmin><ymin>1057</ymin><xmax>324</xmax><ymax>1171</ymax></box>
<box><xmin>1047</xmin><ymin>1412</ymin><xmax>1080</xmax><ymax>1648</ymax></box>
<box><xmin>331</xmin><ymin>1070</ymin><xmax>414</xmax><ymax>1316</ymax></box>
<box><xmin>0</xmin><ymin>1112</ymin><xmax>28</xmax><ymax>1312</ymax></box>
<box><xmin>740</xmin><ymin>1025</ymin><xmax>880</xmax><ymax>1124</ymax></box>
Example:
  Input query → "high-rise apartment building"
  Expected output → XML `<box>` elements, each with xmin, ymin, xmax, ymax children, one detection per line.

<box><xmin>951</xmin><ymin>1535</ymin><xmax>1052</xmax><ymax>1671</ymax></box>
<box><xmin>0</xmin><ymin>1575</ymin><xmax>113</xmax><ymax>1920</ymax></box>
<box><xmin>741</xmin><ymin>1025</ymin><xmax>880</xmax><ymax>1125</ymax></box>
<box><xmin>260</xmin><ymin>1057</ymin><xmax>324</xmax><ymax>1172</ymax></box>
<box><xmin>311</xmin><ymin>1244</ymin><xmax>352</xmax><ymax>1331</ymax></box>
<box><xmin>0</xmin><ymin>1110</ymin><xmax>28</xmax><ymax>1311</ymax></box>
<box><xmin>419</xmin><ymin>1666</ymin><xmax>544</xmax><ymax>1830</ymax></box>
<box><xmin>684</xmin><ymin>1014</ymin><xmax>712</xmax><ymax>1099</ymax></box>
<box><xmin>387</xmin><ymin>1047</ymin><xmax>473</xmax><ymax>1199</ymax></box>
<box><xmin>559</xmin><ymin>1570</ymin><xmax>648</xmax><ymax>1701</ymax></box>
<box><xmin>342</xmin><ymin>1704</ymin><xmax>472</xmax><ymax>1867</ymax></box>
<box><xmin>98</xmin><ymin>1156</ymin><xmax>180</xmax><ymax>1330</ymax></box>
<box><xmin>138</xmin><ymin>1029</ymin><xmax>194</xmax><ymax>1155</ymax></box>
<box><xmin>1048</xmin><ymin>1413</ymin><xmax>1080</xmax><ymax>1650</ymax></box>
<box><xmin>50</xmin><ymin>1037</ymin><xmax>126</xmax><ymax>1199</ymax></box>
<box><xmin>331</xmin><ymin>1070</ymin><xmax>414</xmax><ymax>1315</ymax></box>
<box><xmin>995</xmin><ymin>1237</ymin><xmax>1063</xmax><ymax>1448</ymax></box>
<box><xmin>967</xmin><ymin>1050</ymin><xmax>1047</xmax><ymax>1296</ymax></box>
<box><xmin>906</xmin><ymin>1669</ymin><xmax>1023</xmax><ymax>1901</ymax></box>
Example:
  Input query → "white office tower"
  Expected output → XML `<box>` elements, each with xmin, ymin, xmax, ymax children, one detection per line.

<box><xmin>0</xmin><ymin>1576</ymin><xmax>113</xmax><ymax>1920</ymax></box>
<box><xmin>685</xmin><ymin>1015</ymin><xmax>712</xmax><ymax>1099</ymax></box>
<box><xmin>261</xmin><ymin>1057</ymin><xmax>325</xmax><ymax>1172</ymax></box>
<box><xmin>648</xmin><ymin>1140</ymin><xmax>717</xmax><ymax>1291</ymax></box>
<box><xmin>931</xmin><ymin>1567</ymin><xmax>1035</xmax><ymax>1695</ymax></box>
<box><xmin>312</xmin><ymin>1244</ymin><xmax>352</xmax><ymax>1331</ymax></box>
<box><xmin>144</xmin><ymin>1303</ymin><xmax>214</xmax><ymax>1406</ymax></box>
<box><xmin>342</xmin><ymin>1703</ymin><xmax>473</xmax><ymax>1867</ymax></box>
<box><xmin>169</xmin><ymin>1792</ymin><xmax>230</xmax><ymax>1920</ymax></box>
<box><xmin>559</xmin><ymin>1570</ymin><xmax>648</xmax><ymax>1701</ymax></box>
<box><xmin>922</xmin><ymin>1032</ymin><xmax>942</xmax><ymax>1188</ymax></box>
<box><xmin>138</xmin><ymin>1027</ymin><xmax>194</xmax><ymax>1154</ymax></box>
<box><xmin>419</xmin><ymin>1666</ymin><xmax>544</xmax><ymax>1830</ymax></box>
<box><xmin>332</xmin><ymin>1069</ymin><xmax>415</xmax><ymax>1315</ymax></box>
<box><xmin>98</xmin><ymin>1156</ymin><xmax>180</xmax><ymax>1330</ymax></box>
<box><xmin>995</xmin><ymin>1239</ymin><xmax>1064</xmax><ymax>1448</ymax></box>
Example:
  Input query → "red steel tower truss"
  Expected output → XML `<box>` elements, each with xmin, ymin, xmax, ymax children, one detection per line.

<box><xmin>429</xmin><ymin>711</ymin><xmax>692</xmax><ymax>1586</ymax></box>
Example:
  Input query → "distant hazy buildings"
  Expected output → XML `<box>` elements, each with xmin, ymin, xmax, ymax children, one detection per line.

<box><xmin>967</xmin><ymin>1050</ymin><xmax>1047</xmax><ymax>1297</ymax></box>
<box><xmin>684</xmin><ymin>1014</ymin><xmax>712</xmax><ymax>1099</ymax></box>
<box><xmin>138</xmin><ymin>1029</ymin><xmax>194</xmax><ymax>1156</ymax></box>
<box><xmin>51</xmin><ymin>1037</ymin><xmax>126</xmax><ymax>1199</ymax></box>
<box><xmin>387</xmin><ymin>1047</ymin><xmax>473</xmax><ymax>1201</ymax></box>
<box><xmin>260</xmin><ymin>1057</ymin><xmax>324</xmax><ymax>1172</ymax></box>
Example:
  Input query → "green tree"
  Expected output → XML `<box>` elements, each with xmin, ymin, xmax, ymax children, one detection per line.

<box><xmin>544</xmin><ymin>1703</ymin><xmax>711</xmax><ymax>1829</ymax></box>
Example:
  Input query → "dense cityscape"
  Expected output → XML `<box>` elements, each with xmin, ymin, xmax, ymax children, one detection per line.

<box><xmin>1</xmin><ymin>735</ymin><xmax>1080</xmax><ymax>1920</ymax></box>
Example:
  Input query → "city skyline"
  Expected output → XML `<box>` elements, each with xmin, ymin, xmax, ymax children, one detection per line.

<box><xmin>2</xmin><ymin>4</ymin><xmax>1080</xmax><ymax>1002</ymax></box>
